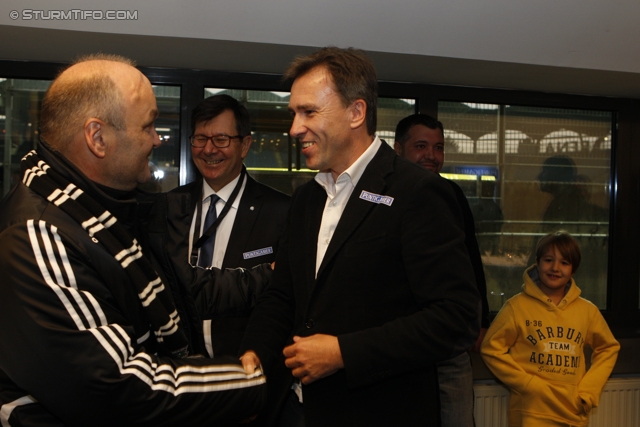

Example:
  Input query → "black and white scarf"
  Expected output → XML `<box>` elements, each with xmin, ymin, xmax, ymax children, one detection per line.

<box><xmin>21</xmin><ymin>149</ymin><xmax>190</xmax><ymax>358</ymax></box>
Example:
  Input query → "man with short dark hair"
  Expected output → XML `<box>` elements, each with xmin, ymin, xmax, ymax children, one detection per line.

<box><xmin>240</xmin><ymin>47</ymin><xmax>479</xmax><ymax>427</ymax></box>
<box><xmin>168</xmin><ymin>94</ymin><xmax>290</xmax><ymax>357</ymax></box>
<box><xmin>394</xmin><ymin>113</ymin><xmax>491</xmax><ymax>427</ymax></box>
<box><xmin>0</xmin><ymin>55</ymin><xmax>266</xmax><ymax>426</ymax></box>
<box><xmin>178</xmin><ymin>94</ymin><xmax>289</xmax><ymax>271</ymax></box>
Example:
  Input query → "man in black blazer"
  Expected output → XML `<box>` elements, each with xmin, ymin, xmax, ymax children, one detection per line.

<box><xmin>168</xmin><ymin>95</ymin><xmax>290</xmax><ymax>357</ymax></box>
<box><xmin>394</xmin><ymin>113</ymin><xmax>491</xmax><ymax>427</ymax></box>
<box><xmin>240</xmin><ymin>47</ymin><xmax>480</xmax><ymax>427</ymax></box>
<box><xmin>170</xmin><ymin>173</ymin><xmax>290</xmax><ymax>269</ymax></box>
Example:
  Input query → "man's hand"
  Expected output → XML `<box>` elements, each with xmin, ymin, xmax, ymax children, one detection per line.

<box><xmin>240</xmin><ymin>350</ymin><xmax>261</xmax><ymax>374</ymax></box>
<box><xmin>283</xmin><ymin>334</ymin><xmax>344</xmax><ymax>385</ymax></box>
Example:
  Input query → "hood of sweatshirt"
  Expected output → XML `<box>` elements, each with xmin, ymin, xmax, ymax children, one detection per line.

<box><xmin>522</xmin><ymin>264</ymin><xmax>581</xmax><ymax>311</ymax></box>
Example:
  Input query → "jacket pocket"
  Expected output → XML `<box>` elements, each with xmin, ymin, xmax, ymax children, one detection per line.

<box><xmin>522</xmin><ymin>377</ymin><xmax>584</xmax><ymax>422</ymax></box>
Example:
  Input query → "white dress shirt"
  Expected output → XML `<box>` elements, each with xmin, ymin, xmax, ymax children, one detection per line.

<box><xmin>188</xmin><ymin>173</ymin><xmax>247</xmax><ymax>269</ymax></box>
<box><xmin>313</xmin><ymin>137</ymin><xmax>382</xmax><ymax>276</ymax></box>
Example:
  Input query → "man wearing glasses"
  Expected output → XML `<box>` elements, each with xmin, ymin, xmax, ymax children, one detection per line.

<box><xmin>168</xmin><ymin>94</ymin><xmax>290</xmax><ymax>357</ymax></box>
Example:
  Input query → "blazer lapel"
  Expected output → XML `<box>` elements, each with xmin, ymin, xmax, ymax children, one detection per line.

<box><xmin>162</xmin><ymin>181</ymin><xmax>200</xmax><ymax>266</ymax></box>
<box><xmin>315</xmin><ymin>143</ymin><xmax>396</xmax><ymax>281</ymax></box>
<box><xmin>223</xmin><ymin>176</ymin><xmax>261</xmax><ymax>267</ymax></box>
<box><xmin>303</xmin><ymin>182</ymin><xmax>327</xmax><ymax>291</ymax></box>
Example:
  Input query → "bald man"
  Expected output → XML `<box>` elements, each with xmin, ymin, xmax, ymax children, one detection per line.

<box><xmin>0</xmin><ymin>55</ymin><xmax>267</xmax><ymax>426</ymax></box>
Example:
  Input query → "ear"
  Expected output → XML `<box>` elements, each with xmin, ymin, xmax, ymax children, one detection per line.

<box><xmin>84</xmin><ymin>118</ymin><xmax>107</xmax><ymax>159</ymax></box>
<box><xmin>348</xmin><ymin>99</ymin><xmax>367</xmax><ymax>130</ymax></box>
<box><xmin>394</xmin><ymin>141</ymin><xmax>403</xmax><ymax>156</ymax></box>
<box><xmin>240</xmin><ymin>135</ymin><xmax>253</xmax><ymax>159</ymax></box>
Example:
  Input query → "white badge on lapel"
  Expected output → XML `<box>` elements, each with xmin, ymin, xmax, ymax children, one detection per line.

<box><xmin>359</xmin><ymin>190</ymin><xmax>394</xmax><ymax>206</ymax></box>
<box><xmin>243</xmin><ymin>246</ymin><xmax>274</xmax><ymax>260</ymax></box>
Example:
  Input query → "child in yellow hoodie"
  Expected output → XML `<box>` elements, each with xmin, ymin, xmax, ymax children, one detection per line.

<box><xmin>481</xmin><ymin>230</ymin><xmax>619</xmax><ymax>427</ymax></box>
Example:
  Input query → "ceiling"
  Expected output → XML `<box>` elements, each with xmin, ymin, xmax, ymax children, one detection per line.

<box><xmin>1</xmin><ymin>0</ymin><xmax>639</xmax><ymax>98</ymax></box>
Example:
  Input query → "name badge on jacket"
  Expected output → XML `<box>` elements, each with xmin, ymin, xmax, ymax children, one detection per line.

<box><xmin>243</xmin><ymin>246</ymin><xmax>274</xmax><ymax>260</ymax></box>
<box><xmin>360</xmin><ymin>190</ymin><xmax>394</xmax><ymax>206</ymax></box>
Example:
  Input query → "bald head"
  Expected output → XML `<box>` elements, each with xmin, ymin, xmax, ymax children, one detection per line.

<box><xmin>39</xmin><ymin>54</ymin><xmax>161</xmax><ymax>190</ymax></box>
<box><xmin>40</xmin><ymin>54</ymin><xmax>137</xmax><ymax>153</ymax></box>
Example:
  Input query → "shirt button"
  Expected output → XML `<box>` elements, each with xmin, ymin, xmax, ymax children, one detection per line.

<box><xmin>305</xmin><ymin>319</ymin><xmax>315</xmax><ymax>329</ymax></box>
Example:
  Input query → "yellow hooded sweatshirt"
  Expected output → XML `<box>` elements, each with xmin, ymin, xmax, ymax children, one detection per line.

<box><xmin>481</xmin><ymin>265</ymin><xmax>620</xmax><ymax>426</ymax></box>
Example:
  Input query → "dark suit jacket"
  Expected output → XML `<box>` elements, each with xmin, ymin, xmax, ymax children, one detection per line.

<box><xmin>168</xmin><ymin>173</ymin><xmax>290</xmax><ymax>356</ymax></box>
<box><xmin>447</xmin><ymin>179</ymin><xmax>490</xmax><ymax>328</ymax></box>
<box><xmin>171</xmin><ymin>173</ymin><xmax>290</xmax><ymax>269</ymax></box>
<box><xmin>241</xmin><ymin>143</ymin><xmax>480</xmax><ymax>427</ymax></box>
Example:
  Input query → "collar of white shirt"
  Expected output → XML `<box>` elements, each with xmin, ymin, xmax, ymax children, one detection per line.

<box><xmin>314</xmin><ymin>136</ymin><xmax>383</xmax><ymax>197</ymax></box>
<box><xmin>201</xmin><ymin>172</ymin><xmax>245</xmax><ymax>209</ymax></box>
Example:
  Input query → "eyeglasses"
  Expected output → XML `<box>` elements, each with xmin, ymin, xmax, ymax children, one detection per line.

<box><xmin>189</xmin><ymin>134</ymin><xmax>242</xmax><ymax>148</ymax></box>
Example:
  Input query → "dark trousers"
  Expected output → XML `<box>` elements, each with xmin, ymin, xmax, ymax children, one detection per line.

<box><xmin>277</xmin><ymin>390</ymin><xmax>305</xmax><ymax>427</ymax></box>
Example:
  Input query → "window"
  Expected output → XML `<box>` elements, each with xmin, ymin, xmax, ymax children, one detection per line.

<box><xmin>0</xmin><ymin>78</ymin><xmax>50</xmax><ymax>196</ymax></box>
<box><xmin>439</xmin><ymin>101</ymin><xmax>612</xmax><ymax>310</ymax></box>
<box><xmin>143</xmin><ymin>85</ymin><xmax>181</xmax><ymax>193</ymax></box>
<box><xmin>377</xmin><ymin>98</ymin><xmax>416</xmax><ymax>145</ymax></box>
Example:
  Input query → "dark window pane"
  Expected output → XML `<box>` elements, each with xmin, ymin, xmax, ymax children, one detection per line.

<box><xmin>144</xmin><ymin>85</ymin><xmax>181</xmax><ymax>192</ymax></box>
<box><xmin>0</xmin><ymin>78</ymin><xmax>51</xmax><ymax>196</ymax></box>
<box><xmin>439</xmin><ymin>102</ymin><xmax>611</xmax><ymax>310</ymax></box>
